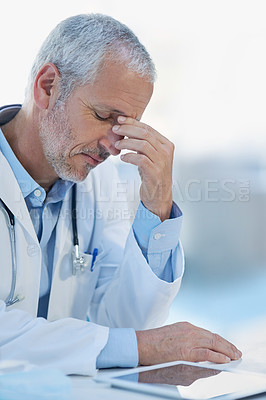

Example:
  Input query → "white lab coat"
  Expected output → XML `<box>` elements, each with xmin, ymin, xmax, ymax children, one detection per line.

<box><xmin>0</xmin><ymin>150</ymin><xmax>184</xmax><ymax>375</ymax></box>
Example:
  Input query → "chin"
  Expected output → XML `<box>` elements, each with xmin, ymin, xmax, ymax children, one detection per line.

<box><xmin>60</xmin><ymin>165</ymin><xmax>94</xmax><ymax>183</ymax></box>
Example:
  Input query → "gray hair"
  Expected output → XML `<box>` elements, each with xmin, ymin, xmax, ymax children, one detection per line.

<box><xmin>25</xmin><ymin>13</ymin><xmax>156</xmax><ymax>102</ymax></box>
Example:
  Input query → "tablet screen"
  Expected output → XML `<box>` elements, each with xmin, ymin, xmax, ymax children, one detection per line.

<box><xmin>112</xmin><ymin>364</ymin><xmax>266</xmax><ymax>399</ymax></box>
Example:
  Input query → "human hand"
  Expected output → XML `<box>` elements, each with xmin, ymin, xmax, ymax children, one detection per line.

<box><xmin>136</xmin><ymin>321</ymin><xmax>242</xmax><ymax>365</ymax></box>
<box><xmin>113</xmin><ymin>116</ymin><xmax>174</xmax><ymax>221</ymax></box>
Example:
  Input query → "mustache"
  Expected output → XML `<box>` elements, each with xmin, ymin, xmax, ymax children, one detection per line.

<box><xmin>73</xmin><ymin>145</ymin><xmax>110</xmax><ymax>160</ymax></box>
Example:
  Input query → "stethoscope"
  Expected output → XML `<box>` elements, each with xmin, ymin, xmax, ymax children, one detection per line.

<box><xmin>0</xmin><ymin>184</ymin><xmax>95</xmax><ymax>307</ymax></box>
<box><xmin>0</xmin><ymin>199</ymin><xmax>20</xmax><ymax>306</ymax></box>
<box><xmin>71</xmin><ymin>183</ymin><xmax>98</xmax><ymax>275</ymax></box>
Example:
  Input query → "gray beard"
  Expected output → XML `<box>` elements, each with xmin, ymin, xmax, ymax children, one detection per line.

<box><xmin>38</xmin><ymin>103</ymin><xmax>91</xmax><ymax>182</ymax></box>
<box><xmin>38</xmin><ymin>102</ymin><xmax>109</xmax><ymax>182</ymax></box>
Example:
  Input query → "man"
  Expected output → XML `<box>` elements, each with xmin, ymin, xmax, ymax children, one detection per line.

<box><xmin>0</xmin><ymin>14</ymin><xmax>241</xmax><ymax>375</ymax></box>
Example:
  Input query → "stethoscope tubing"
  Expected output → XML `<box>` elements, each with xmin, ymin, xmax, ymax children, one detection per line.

<box><xmin>0</xmin><ymin>184</ymin><xmax>83</xmax><ymax>305</ymax></box>
<box><xmin>71</xmin><ymin>184</ymin><xmax>86</xmax><ymax>274</ymax></box>
<box><xmin>0</xmin><ymin>199</ymin><xmax>19</xmax><ymax>306</ymax></box>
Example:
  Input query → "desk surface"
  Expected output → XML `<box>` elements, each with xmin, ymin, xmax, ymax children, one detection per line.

<box><xmin>69</xmin><ymin>317</ymin><xmax>266</xmax><ymax>400</ymax></box>
<box><xmin>70</xmin><ymin>369</ymin><xmax>266</xmax><ymax>400</ymax></box>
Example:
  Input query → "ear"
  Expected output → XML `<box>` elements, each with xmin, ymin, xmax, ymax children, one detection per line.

<box><xmin>33</xmin><ymin>63</ymin><xmax>60</xmax><ymax>110</ymax></box>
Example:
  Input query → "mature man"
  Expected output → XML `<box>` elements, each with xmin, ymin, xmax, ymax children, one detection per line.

<box><xmin>0</xmin><ymin>14</ymin><xmax>241</xmax><ymax>375</ymax></box>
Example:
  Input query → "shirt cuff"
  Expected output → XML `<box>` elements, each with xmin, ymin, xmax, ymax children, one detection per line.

<box><xmin>96</xmin><ymin>328</ymin><xmax>138</xmax><ymax>369</ymax></box>
<box><xmin>132</xmin><ymin>201</ymin><xmax>182</xmax><ymax>251</ymax></box>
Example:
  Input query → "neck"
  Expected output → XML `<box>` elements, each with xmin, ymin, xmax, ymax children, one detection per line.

<box><xmin>1</xmin><ymin>104</ymin><xmax>58</xmax><ymax>192</ymax></box>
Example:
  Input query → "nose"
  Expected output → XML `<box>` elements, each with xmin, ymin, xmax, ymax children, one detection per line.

<box><xmin>99</xmin><ymin>129</ymin><xmax>124</xmax><ymax>156</ymax></box>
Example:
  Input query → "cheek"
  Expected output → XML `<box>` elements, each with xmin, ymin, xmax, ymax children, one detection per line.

<box><xmin>71</xmin><ymin>121</ymin><xmax>104</xmax><ymax>144</ymax></box>
<box><xmin>67</xmin><ymin>108</ymin><xmax>98</xmax><ymax>141</ymax></box>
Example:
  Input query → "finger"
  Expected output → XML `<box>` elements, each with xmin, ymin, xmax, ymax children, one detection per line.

<box><xmin>115</xmin><ymin>138</ymin><xmax>158</xmax><ymax>162</ymax></box>
<box><xmin>115</xmin><ymin>116</ymin><xmax>170</xmax><ymax>145</ymax></box>
<box><xmin>189</xmin><ymin>348</ymin><xmax>232</xmax><ymax>363</ymax></box>
<box><xmin>113</xmin><ymin>124</ymin><xmax>174</xmax><ymax>164</ymax></box>
<box><xmin>113</xmin><ymin>124</ymin><xmax>161</xmax><ymax>149</ymax></box>
<box><xmin>120</xmin><ymin>152</ymin><xmax>153</xmax><ymax>170</ymax></box>
<box><xmin>179</xmin><ymin>323</ymin><xmax>242</xmax><ymax>360</ymax></box>
<box><xmin>200</xmin><ymin>333</ymin><xmax>242</xmax><ymax>360</ymax></box>
<box><xmin>211</xmin><ymin>334</ymin><xmax>242</xmax><ymax>360</ymax></box>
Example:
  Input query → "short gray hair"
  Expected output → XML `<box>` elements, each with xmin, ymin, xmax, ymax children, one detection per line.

<box><xmin>25</xmin><ymin>13</ymin><xmax>156</xmax><ymax>102</ymax></box>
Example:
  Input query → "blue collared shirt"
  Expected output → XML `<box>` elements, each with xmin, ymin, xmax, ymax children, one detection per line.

<box><xmin>0</xmin><ymin>124</ymin><xmax>182</xmax><ymax>369</ymax></box>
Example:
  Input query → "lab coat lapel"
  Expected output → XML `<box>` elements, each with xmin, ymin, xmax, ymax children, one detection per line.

<box><xmin>47</xmin><ymin>188</ymin><xmax>73</xmax><ymax>320</ymax></box>
<box><xmin>48</xmin><ymin>179</ymin><xmax>98</xmax><ymax>320</ymax></box>
<box><xmin>0</xmin><ymin>151</ymin><xmax>41</xmax><ymax>316</ymax></box>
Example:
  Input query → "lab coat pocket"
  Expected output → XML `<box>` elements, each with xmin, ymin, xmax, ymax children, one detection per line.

<box><xmin>95</xmin><ymin>263</ymin><xmax>118</xmax><ymax>289</ymax></box>
<box><xmin>70</xmin><ymin>247</ymin><xmax>113</xmax><ymax>318</ymax></box>
<box><xmin>69</xmin><ymin>252</ymin><xmax>101</xmax><ymax>319</ymax></box>
<box><xmin>86</xmin><ymin>246</ymin><xmax>118</xmax><ymax>289</ymax></box>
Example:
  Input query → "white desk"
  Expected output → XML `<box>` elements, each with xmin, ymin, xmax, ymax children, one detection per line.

<box><xmin>70</xmin><ymin>366</ymin><xmax>266</xmax><ymax>400</ymax></box>
<box><xmin>70</xmin><ymin>317</ymin><xmax>266</xmax><ymax>400</ymax></box>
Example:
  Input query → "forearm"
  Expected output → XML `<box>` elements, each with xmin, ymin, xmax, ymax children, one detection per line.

<box><xmin>0</xmin><ymin>301</ymin><xmax>108</xmax><ymax>375</ymax></box>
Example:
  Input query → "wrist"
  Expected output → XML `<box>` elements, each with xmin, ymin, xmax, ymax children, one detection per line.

<box><xmin>153</xmin><ymin>200</ymin><xmax>173</xmax><ymax>222</ymax></box>
<box><xmin>142</xmin><ymin>199</ymin><xmax>173</xmax><ymax>222</ymax></box>
<box><xmin>136</xmin><ymin>330</ymin><xmax>150</xmax><ymax>366</ymax></box>
<box><xmin>158</xmin><ymin>201</ymin><xmax>173</xmax><ymax>222</ymax></box>
<box><xmin>136</xmin><ymin>328</ymin><xmax>161</xmax><ymax>366</ymax></box>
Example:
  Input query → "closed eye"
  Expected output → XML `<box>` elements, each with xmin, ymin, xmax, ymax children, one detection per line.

<box><xmin>93</xmin><ymin>111</ymin><xmax>110</xmax><ymax>122</ymax></box>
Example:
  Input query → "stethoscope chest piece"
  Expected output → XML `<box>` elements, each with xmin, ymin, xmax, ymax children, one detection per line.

<box><xmin>72</xmin><ymin>245</ymin><xmax>86</xmax><ymax>275</ymax></box>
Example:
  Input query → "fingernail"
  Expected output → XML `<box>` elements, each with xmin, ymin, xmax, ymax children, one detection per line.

<box><xmin>112</xmin><ymin>125</ymin><xmax>120</xmax><ymax>132</ymax></box>
<box><xmin>235</xmin><ymin>351</ymin><xmax>241</xmax><ymax>359</ymax></box>
<box><xmin>118</xmin><ymin>116</ymin><xmax>126</xmax><ymax>123</ymax></box>
<box><xmin>225</xmin><ymin>356</ymin><xmax>231</xmax><ymax>362</ymax></box>
<box><xmin>115</xmin><ymin>141</ymin><xmax>120</xmax><ymax>148</ymax></box>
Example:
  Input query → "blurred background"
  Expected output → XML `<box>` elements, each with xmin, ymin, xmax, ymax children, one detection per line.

<box><xmin>1</xmin><ymin>0</ymin><xmax>266</xmax><ymax>347</ymax></box>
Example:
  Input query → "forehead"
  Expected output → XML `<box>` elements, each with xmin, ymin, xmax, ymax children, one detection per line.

<box><xmin>72</xmin><ymin>62</ymin><xmax>154</xmax><ymax>119</ymax></box>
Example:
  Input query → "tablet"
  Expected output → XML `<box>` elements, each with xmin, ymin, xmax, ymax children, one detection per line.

<box><xmin>97</xmin><ymin>361</ymin><xmax>266</xmax><ymax>399</ymax></box>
